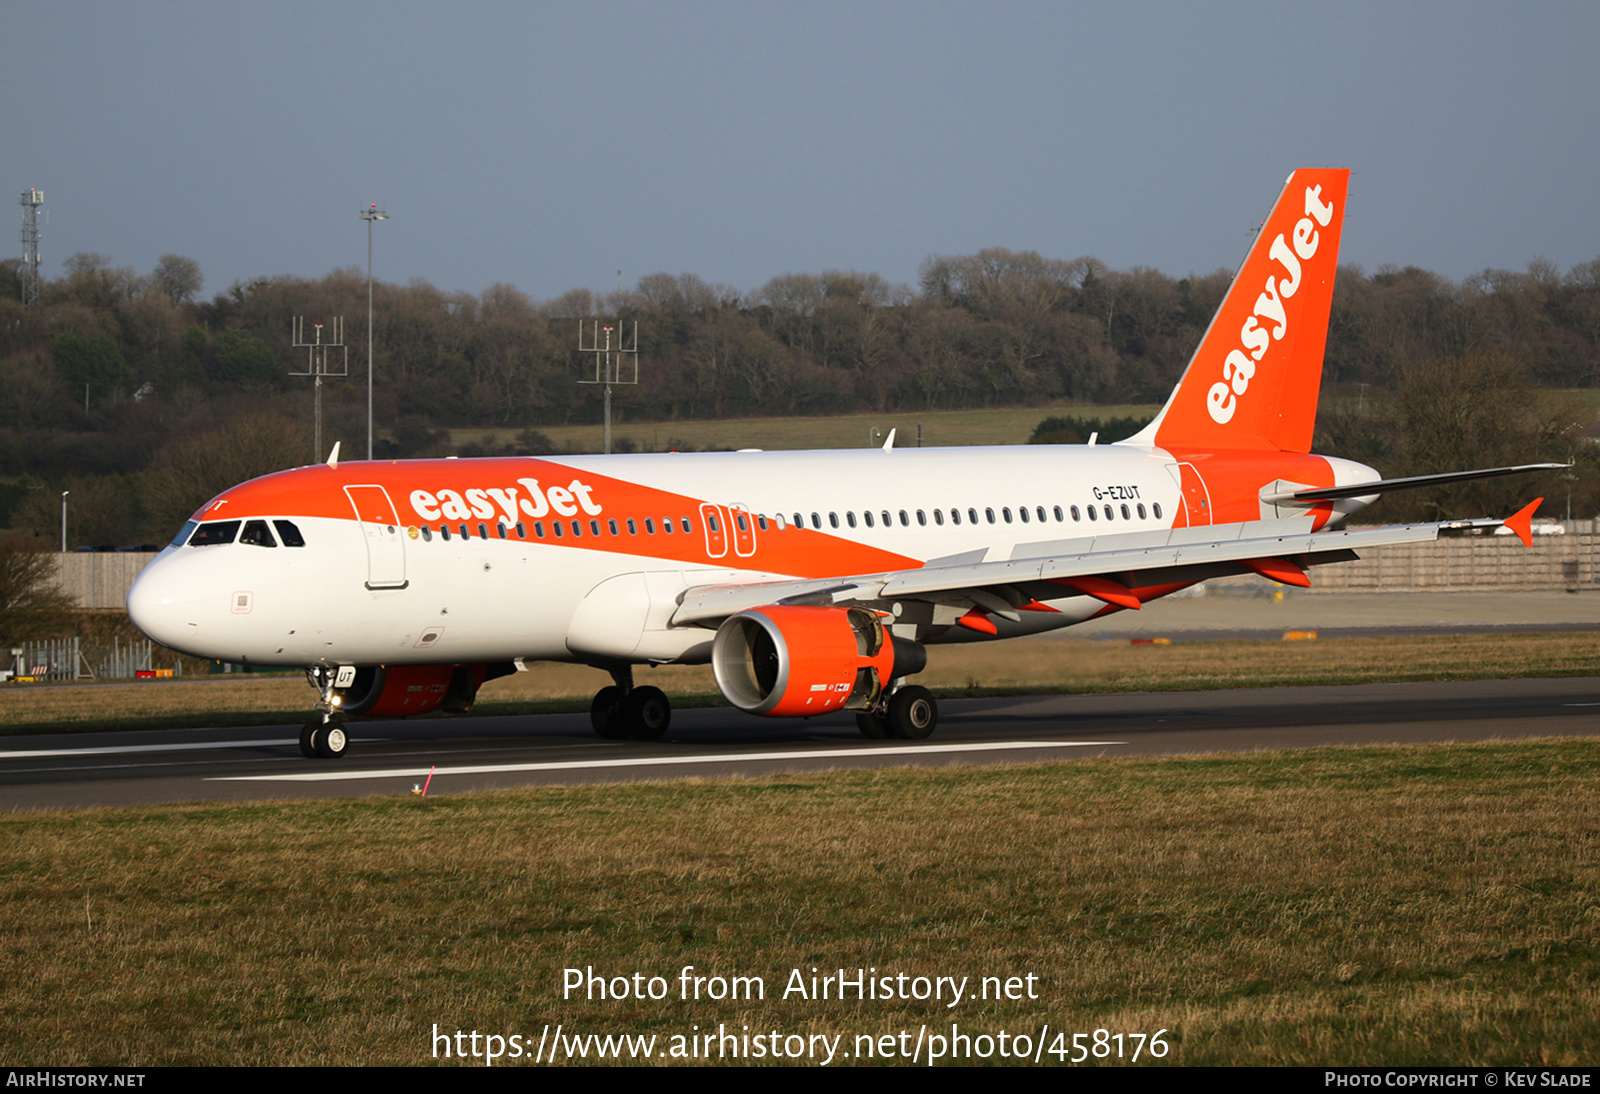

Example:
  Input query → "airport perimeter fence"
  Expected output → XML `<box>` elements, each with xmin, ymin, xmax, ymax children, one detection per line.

<box><xmin>5</xmin><ymin>636</ymin><xmax>165</xmax><ymax>681</ymax></box>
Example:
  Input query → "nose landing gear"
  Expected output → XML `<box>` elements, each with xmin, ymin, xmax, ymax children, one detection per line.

<box><xmin>300</xmin><ymin>667</ymin><xmax>350</xmax><ymax>759</ymax></box>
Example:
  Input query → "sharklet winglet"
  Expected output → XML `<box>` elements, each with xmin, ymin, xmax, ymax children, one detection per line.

<box><xmin>1502</xmin><ymin>498</ymin><xmax>1543</xmax><ymax>547</ymax></box>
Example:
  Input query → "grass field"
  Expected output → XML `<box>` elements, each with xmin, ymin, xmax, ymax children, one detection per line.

<box><xmin>3</xmin><ymin>739</ymin><xmax>1597</xmax><ymax>1065</ymax></box>
<box><xmin>446</xmin><ymin>401</ymin><xmax>1162</xmax><ymax>454</ymax></box>
<box><xmin>2</xmin><ymin>631</ymin><xmax>1595</xmax><ymax>737</ymax></box>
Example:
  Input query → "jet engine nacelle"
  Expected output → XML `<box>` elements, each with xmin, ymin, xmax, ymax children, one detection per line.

<box><xmin>333</xmin><ymin>663</ymin><xmax>511</xmax><ymax>718</ymax></box>
<box><xmin>711</xmin><ymin>605</ymin><xmax>927</xmax><ymax>717</ymax></box>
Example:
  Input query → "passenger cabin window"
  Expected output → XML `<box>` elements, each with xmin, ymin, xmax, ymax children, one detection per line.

<box><xmin>189</xmin><ymin>520</ymin><xmax>241</xmax><ymax>547</ymax></box>
<box><xmin>1153</xmin><ymin>503</ymin><xmax>1163</xmax><ymax>520</ymax></box>
<box><xmin>645</xmin><ymin>519</ymin><xmax>656</xmax><ymax>534</ymax></box>
<box><xmin>239</xmin><ymin>520</ymin><xmax>276</xmax><ymax>548</ymax></box>
<box><xmin>950</xmin><ymin>508</ymin><xmax>961</xmax><ymax>525</ymax></box>
<box><xmin>420</xmin><ymin>525</ymin><xmax>433</xmax><ymax>542</ymax></box>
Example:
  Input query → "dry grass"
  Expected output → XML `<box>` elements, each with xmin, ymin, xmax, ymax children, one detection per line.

<box><xmin>2</xmin><ymin>740</ymin><xmax>1597</xmax><ymax>1065</ymax></box>
<box><xmin>2</xmin><ymin>631</ymin><xmax>1595</xmax><ymax>736</ymax></box>
<box><xmin>448</xmin><ymin>401</ymin><xmax>1161</xmax><ymax>454</ymax></box>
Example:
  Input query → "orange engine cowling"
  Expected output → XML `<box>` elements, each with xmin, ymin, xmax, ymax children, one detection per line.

<box><xmin>334</xmin><ymin>663</ymin><xmax>511</xmax><ymax>717</ymax></box>
<box><xmin>711</xmin><ymin>605</ymin><xmax>926</xmax><ymax>717</ymax></box>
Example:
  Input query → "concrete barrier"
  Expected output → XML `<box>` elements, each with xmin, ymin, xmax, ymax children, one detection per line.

<box><xmin>51</xmin><ymin>532</ymin><xmax>1599</xmax><ymax>611</ymax></box>
<box><xmin>58</xmin><ymin>552</ymin><xmax>157</xmax><ymax>610</ymax></box>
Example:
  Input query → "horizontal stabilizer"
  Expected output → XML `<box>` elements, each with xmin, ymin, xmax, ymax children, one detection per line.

<box><xmin>1261</xmin><ymin>463</ymin><xmax>1568</xmax><ymax>505</ymax></box>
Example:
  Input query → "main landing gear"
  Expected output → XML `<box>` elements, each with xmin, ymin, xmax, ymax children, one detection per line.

<box><xmin>300</xmin><ymin>667</ymin><xmax>350</xmax><ymax>759</ymax></box>
<box><xmin>854</xmin><ymin>684</ymin><xmax>938</xmax><ymax>740</ymax></box>
<box><xmin>590</xmin><ymin>665</ymin><xmax>672</xmax><ymax>740</ymax></box>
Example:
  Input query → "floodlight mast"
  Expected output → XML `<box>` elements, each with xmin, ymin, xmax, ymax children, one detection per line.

<box><xmin>291</xmin><ymin>317</ymin><xmax>348</xmax><ymax>462</ymax></box>
<box><xmin>18</xmin><ymin>190</ymin><xmax>43</xmax><ymax>310</ymax></box>
<box><xmin>359</xmin><ymin>204</ymin><xmax>389</xmax><ymax>460</ymax></box>
<box><xmin>578</xmin><ymin>319</ymin><xmax>638</xmax><ymax>454</ymax></box>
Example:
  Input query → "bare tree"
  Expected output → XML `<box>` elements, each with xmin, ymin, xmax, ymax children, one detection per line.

<box><xmin>151</xmin><ymin>255</ymin><xmax>203</xmax><ymax>305</ymax></box>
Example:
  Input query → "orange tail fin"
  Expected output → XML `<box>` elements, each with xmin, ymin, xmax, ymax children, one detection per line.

<box><xmin>1129</xmin><ymin>169</ymin><xmax>1350</xmax><ymax>454</ymax></box>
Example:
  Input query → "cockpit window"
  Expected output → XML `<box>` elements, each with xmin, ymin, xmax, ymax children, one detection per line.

<box><xmin>273</xmin><ymin>520</ymin><xmax>306</xmax><ymax>547</ymax></box>
<box><xmin>188</xmin><ymin>520</ymin><xmax>241</xmax><ymax>546</ymax></box>
<box><xmin>170</xmin><ymin>520</ymin><xmax>198</xmax><ymax>548</ymax></box>
<box><xmin>239</xmin><ymin>520</ymin><xmax>277</xmax><ymax>548</ymax></box>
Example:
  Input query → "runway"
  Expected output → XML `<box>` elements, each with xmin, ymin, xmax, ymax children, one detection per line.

<box><xmin>4</xmin><ymin>675</ymin><xmax>1597</xmax><ymax>810</ymax></box>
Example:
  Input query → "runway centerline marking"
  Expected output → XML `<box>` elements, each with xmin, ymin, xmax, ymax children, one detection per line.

<box><xmin>212</xmin><ymin>740</ymin><xmax>1127</xmax><ymax>783</ymax></box>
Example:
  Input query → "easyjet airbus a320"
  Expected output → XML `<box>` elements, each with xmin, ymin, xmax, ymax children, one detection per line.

<box><xmin>128</xmin><ymin>170</ymin><xmax>1554</xmax><ymax>759</ymax></box>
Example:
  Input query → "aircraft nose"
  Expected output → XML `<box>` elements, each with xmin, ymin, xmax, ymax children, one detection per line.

<box><xmin>126</xmin><ymin>552</ymin><xmax>202</xmax><ymax>654</ymax></box>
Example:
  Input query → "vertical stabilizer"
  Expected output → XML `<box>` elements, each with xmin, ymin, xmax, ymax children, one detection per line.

<box><xmin>1124</xmin><ymin>168</ymin><xmax>1349</xmax><ymax>453</ymax></box>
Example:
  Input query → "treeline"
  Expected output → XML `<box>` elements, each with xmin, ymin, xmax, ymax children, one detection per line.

<box><xmin>0</xmin><ymin>247</ymin><xmax>1596</xmax><ymax>542</ymax></box>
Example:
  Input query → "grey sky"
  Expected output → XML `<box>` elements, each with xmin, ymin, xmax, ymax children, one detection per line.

<box><xmin>5</xmin><ymin>1</ymin><xmax>1597</xmax><ymax>304</ymax></box>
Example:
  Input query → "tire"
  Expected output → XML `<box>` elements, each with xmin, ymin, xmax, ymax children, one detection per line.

<box><xmin>299</xmin><ymin>720</ymin><xmax>321</xmax><ymax>759</ymax></box>
<box><xmin>591</xmin><ymin>686</ymin><xmax>627</xmax><ymax>739</ymax></box>
<box><xmin>855</xmin><ymin>711</ymin><xmax>890</xmax><ymax>739</ymax></box>
<box><xmin>886</xmin><ymin>686</ymin><xmax>937</xmax><ymax>740</ymax></box>
<box><xmin>315</xmin><ymin>721</ymin><xmax>349</xmax><ymax>758</ymax></box>
<box><xmin>623</xmin><ymin>686</ymin><xmax>671</xmax><ymax>740</ymax></box>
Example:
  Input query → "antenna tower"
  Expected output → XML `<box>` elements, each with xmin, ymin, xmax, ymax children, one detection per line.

<box><xmin>578</xmin><ymin>319</ymin><xmax>638</xmax><ymax>455</ymax></box>
<box><xmin>18</xmin><ymin>189</ymin><xmax>42</xmax><ymax>309</ymax></box>
<box><xmin>291</xmin><ymin>317</ymin><xmax>347</xmax><ymax>462</ymax></box>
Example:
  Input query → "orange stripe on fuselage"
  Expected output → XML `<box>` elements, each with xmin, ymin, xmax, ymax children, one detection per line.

<box><xmin>194</xmin><ymin>458</ymin><xmax>922</xmax><ymax>580</ymax></box>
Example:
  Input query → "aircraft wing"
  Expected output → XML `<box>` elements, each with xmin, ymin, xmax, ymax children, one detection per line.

<box><xmin>670</xmin><ymin>515</ymin><xmax>1507</xmax><ymax>626</ymax></box>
